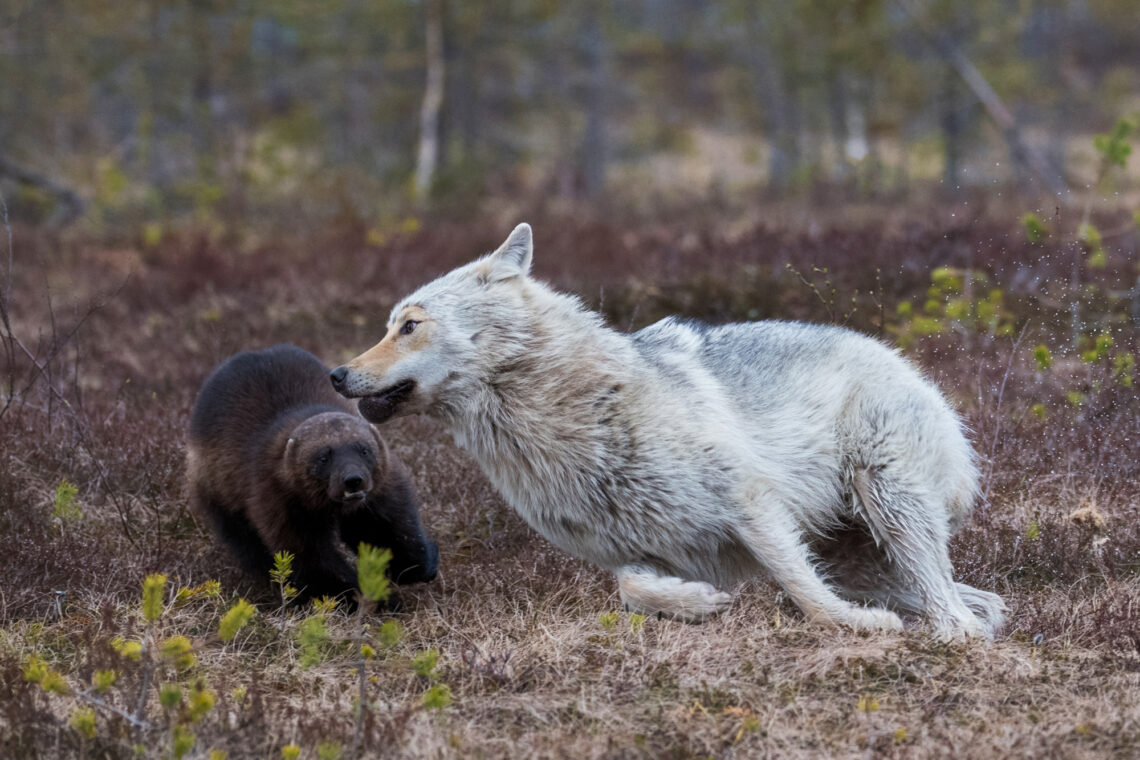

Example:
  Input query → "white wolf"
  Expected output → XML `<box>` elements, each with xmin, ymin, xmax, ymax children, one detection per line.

<box><xmin>330</xmin><ymin>224</ymin><xmax>1005</xmax><ymax>639</ymax></box>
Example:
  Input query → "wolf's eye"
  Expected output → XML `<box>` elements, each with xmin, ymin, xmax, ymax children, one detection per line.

<box><xmin>400</xmin><ymin>320</ymin><xmax>420</xmax><ymax>335</ymax></box>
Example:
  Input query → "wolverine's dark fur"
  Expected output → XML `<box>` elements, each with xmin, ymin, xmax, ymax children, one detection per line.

<box><xmin>187</xmin><ymin>345</ymin><xmax>438</xmax><ymax>605</ymax></box>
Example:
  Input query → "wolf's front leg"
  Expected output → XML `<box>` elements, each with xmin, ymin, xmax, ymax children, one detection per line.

<box><xmin>616</xmin><ymin>567</ymin><xmax>732</xmax><ymax>622</ymax></box>
<box><xmin>739</xmin><ymin>514</ymin><xmax>904</xmax><ymax>633</ymax></box>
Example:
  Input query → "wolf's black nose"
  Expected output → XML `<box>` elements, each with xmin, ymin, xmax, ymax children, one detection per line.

<box><xmin>330</xmin><ymin>366</ymin><xmax>348</xmax><ymax>390</ymax></box>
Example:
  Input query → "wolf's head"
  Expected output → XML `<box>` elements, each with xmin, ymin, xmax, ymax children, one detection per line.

<box><xmin>330</xmin><ymin>223</ymin><xmax>537</xmax><ymax>423</ymax></box>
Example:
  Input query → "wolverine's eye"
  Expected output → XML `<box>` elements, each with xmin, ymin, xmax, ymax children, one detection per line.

<box><xmin>318</xmin><ymin>450</ymin><xmax>330</xmax><ymax>465</ymax></box>
<box><xmin>400</xmin><ymin>319</ymin><xmax>420</xmax><ymax>335</ymax></box>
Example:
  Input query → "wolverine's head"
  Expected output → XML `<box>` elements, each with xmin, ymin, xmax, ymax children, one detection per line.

<box><xmin>330</xmin><ymin>223</ymin><xmax>535</xmax><ymax>423</ymax></box>
<box><xmin>281</xmin><ymin>412</ymin><xmax>387</xmax><ymax>505</ymax></box>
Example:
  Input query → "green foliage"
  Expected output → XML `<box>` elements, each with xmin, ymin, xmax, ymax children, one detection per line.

<box><xmin>357</xmin><ymin>543</ymin><xmax>392</xmax><ymax>604</ymax></box>
<box><xmin>160</xmin><ymin>683</ymin><xmax>183</xmax><ymax>711</ymax></box>
<box><xmin>629</xmin><ymin>613</ymin><xmax>647</xmax><ymax>634</ymax></box>
<box><xmin>142</xmin><ymin>573</ymin><xmax>168</xmax><ymax>623</ymax></box>
<box><xmin>598</xmin><ymin>612</ymin><xmax>620</xmax><ymax>631</ymax></box>
<box><xmin>1113</xmin><ymin>352</ymin><xmax>1134</xmax><ymax>387</ymax></box>
<box><xmin>187</xmin><ymin>683</ymin><xmax>216</xmax><ymax>723</ymax></box>
<box><xmin>421</xmin><ymin>683</ymin><xmax>453</xmax><ymax>710</ymax></box>
<box><xmin>1021</xmin><ymin>213</ymin><xmax>1049</xmax><ymax>243</ymax></box>
<box><xmin>298</xmin><ymin>616</ymin><xmax>330</xmax><ymax>669</ymax></box>
<box><xmin>271</xmin><ymin>552</ymin><xmax>298</xmax><ymax>605</ymax></box>
<box><xmin>1078</xmin><ymin>223</ymin><xmax>1107</xmax><ymax>269</ymax></box>
<box><xmin>1031</xmin><ymin>403</ymin><xmax>1048</xmax><ymax>420</ymax></box>
<box><xmin>186</xmin><ymin>688</ymin><xmax>215</xmax><ymax>724</ymax></box>
<box><xmin>94</xmin><ymin>157</ymin><xmax>130</xmax><ymax>211</ymax></box>
<box><xmin>52</xmin><ymin>480</ymin><xmax>82</xmax><ymax>522</ymax></box>
<box><xmin>1026</xmin><ymin>519</ymin><xmax>1041</xmax><ymax>542</ymax></box>
<box><xmin>218</xmin><ymin>599</ymin><xmax>256</xmax><ymax>643</ymax></box>
<box><xmin>69</xmin><ymin>707</ymin><xmax>97</xmax><ymax>739</ymax></box>
<box><xmin>1092</xmin><ymin>117</ymin><xmax>1135</xmax><ymax>168</ymax></box>
<box><xmin>160</xmin><ymin>636</ymin><xmax>197</xmax><ymax>671</ymax></box>
<box><xmin>317</xmin><ymin>741</ymin><xmax>344</xmax><ymax>760</ymax></box>
<box><xmin>1080</xmin><ymin>332</ymin><xmax>1114</xmax><ymax>363</ymax></box>
<box><xmin>312</xmin><ymin>596</ymin><xmax>341</xmax><ymax>615</ymax></box>
<box><xmin>1032</xmin><ymin>344</ymin><xmax>1054</xmax><ymax>371</ymax></box>
<box><xmin>892</xmin><ymin>268</ymin><xmax>1012</xmax><ymax>348</ymax></box>
<box><xmin>111</xmin><ymin>637</ymin><xmax>142</xmax><ymax>662</ymax></box>
<box><xmin>23</xmin><ymin>655</ymin><xmax>69</xmax><ymax>695</ymax></box>
<box><xmin>141</xmin><ymin>221</ymin><xmax>164</xmax><ymax>248</ymax></box>
<box><xmin>378</xmin><ymin>620</ymin><xmax>403</xmax><ymax>649</ymax></box>
<box><xmin>412</xmin><ymin>649</ymin><xmax>440</xmax><ymax>679</ymax></box>
<box><xmin>92</xmin><ymin>669</ymin><xmax>118</xmax><ymax>694</ymax></box>
<box><xmin>171</xmin><ymin>725</ymin><xmax>196</xmax><ymax>760</ymax></box>
<box><xmin>281</xmin><ymin>744</ymin><xmax>301</xmax><ymax>760</ymax></box>
<box><xmin>175</xmin><ymin>580</ymin><xmax>222</xmax><ymax>606</ymax></box>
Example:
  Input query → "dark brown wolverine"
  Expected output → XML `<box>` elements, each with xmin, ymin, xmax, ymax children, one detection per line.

<box><xmin>187</xmin><ymin>345</ymin><xmax>438</xmax><ymax>605</ymax></box>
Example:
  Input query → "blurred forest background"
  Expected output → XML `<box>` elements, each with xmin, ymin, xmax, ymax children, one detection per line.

<box><xmin>2</xmin><ymin>0</ymin><xmax>1139</xmax><ymax>231</ymax></box>
<box><xmin>3</xmin><ymin>3</ymin><xmax>1140</xmax><ymax>757</ymax></box>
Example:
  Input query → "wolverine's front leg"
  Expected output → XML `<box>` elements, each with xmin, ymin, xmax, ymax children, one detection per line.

<box><xmin>616</xmin><ymin>566</ymin><xmax>732</xmax><ymax>622</ymax></box>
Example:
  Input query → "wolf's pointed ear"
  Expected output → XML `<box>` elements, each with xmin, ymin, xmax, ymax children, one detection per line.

<box><xmin>484</xmin><ymin>223</ymin><xmax>533</xmax><ymax>282</ymax></box>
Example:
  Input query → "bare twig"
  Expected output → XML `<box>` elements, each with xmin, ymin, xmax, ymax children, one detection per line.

<box><xmin>982</xmin><ymin>322</ymin><xmax>1030</xmax><ymax>508</ymax></box>
<box><xmin>133</xmin><ymin>632</ymin><xmax>156</xmax><ymax>724</ymax></box>
<box><xmin>75</xmin><ymin>687</ymin><xmax>152</xmax><ymax>730</ymax></box>
<box><xmin>353</xmin><ymin>594</ymin><xmax>374</xmax><ymax>757</ymax></box>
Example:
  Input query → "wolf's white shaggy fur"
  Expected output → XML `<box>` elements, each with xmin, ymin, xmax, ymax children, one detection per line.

<box><xmin>333</xmin><ymin>224</ymin><xmax>1006</xmax><ymax>639</ymax></box>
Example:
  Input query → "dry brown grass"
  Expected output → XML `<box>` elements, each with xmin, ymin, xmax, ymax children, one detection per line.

<box><xmin>1</xmin><ymin>207</ymin><xmax>1138</xmax><ymax>758</ymax></box>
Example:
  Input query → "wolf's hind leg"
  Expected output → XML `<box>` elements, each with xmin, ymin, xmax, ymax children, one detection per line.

<box><xmin>739</xmin><ymin>514</ymin><xmax>903</xmax><ymax>633</ymax></box>
<box><xmin>852</xmin><ymin>468</ymin><xmax>993</xmax><ymax>640</ymax></box>
<box><xmin>615</xmin><ymin>567</ymin><xmax>732</xmax><ymax>623</ymax></box>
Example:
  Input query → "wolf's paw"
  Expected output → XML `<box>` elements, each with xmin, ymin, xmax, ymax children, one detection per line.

<box><xmin>955</xmin><ymin>584</ymin><xmax>1006</xmax><ymax>637</ymax></box>
<box><xmin>673</xmin><ymin>581</ymin><xmax>733</xmax><ymax>622</ymax></box>
<box><xmin>826</xmin><ymin>605</ymin><xmax>904</xmax><ymax>634</ymax></box>
<box><xmin>617</xmin><ymin>569</ymin><xmax>732</xmax><ymax>623</ymax></box>
<box><xmin>930</xmin><ymin>611</ymin><xmax>991</xmax><ymax>643</ymax></box>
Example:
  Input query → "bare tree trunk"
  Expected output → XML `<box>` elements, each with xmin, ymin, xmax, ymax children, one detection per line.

<box><xmin>579</xmin><ymin>2</ymin><xmax>607</xmax><ymax>198</ymax></box>
<box><xmin>826</xmin><ymin>72</ymin><xmax>850</xmax><ymax>184</ymax></box>
<box><xmin>414</xmin><ymin>0</ymin><xmax>445</xmax><ymax>203</ymax></box>
<box><xmin>188</xmin><ymin>0</ymin><xmax>216</xmax><ymax>160</ymax></box>
<box><xmin>941</xmin><ymin>66</ymin><xmax>964</xmax><ymax>189</ymax></box>
<box><xmin>744</xmin><ymin>7</ymin><xmax>799</xmax><ymax>191</ymax></box>
<box><xmin>897</xmin><ymin>0</ymin><xmax>1067</xmax><ymax>196</ymax></box>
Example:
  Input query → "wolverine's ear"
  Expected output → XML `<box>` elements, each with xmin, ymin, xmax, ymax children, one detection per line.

<box><xmin>483</xmin><ymin>223</ymin><xmax>533</xmax><ymax>282</ymax></box>
<box><xmin>283</xmin><ymin>437</ymin><xmax>297</xmax><ymax>467</ymax></box>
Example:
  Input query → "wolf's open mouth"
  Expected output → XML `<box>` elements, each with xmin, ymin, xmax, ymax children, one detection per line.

<box><xmin>358</xmin><ymin>380</ymin><xmax>416</xmax><ymax>424</ymax></box>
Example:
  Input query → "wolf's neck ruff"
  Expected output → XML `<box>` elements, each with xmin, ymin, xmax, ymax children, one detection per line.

<box><xmin>440</xmin><ymin>283</ymin><xmax>643</xmax><ymax>537</ymax></box>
